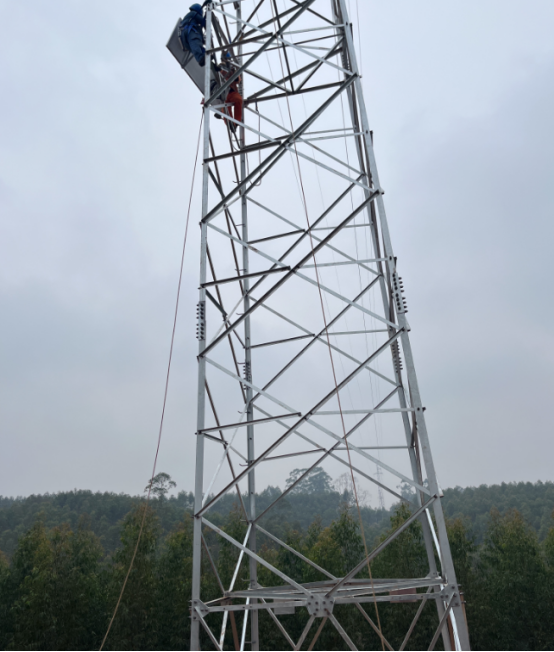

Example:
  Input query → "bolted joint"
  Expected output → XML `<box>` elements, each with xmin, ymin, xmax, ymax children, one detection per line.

<box><xmin>306</xmin><ymin>594</ymin><xmax>335</xmax><ymax>617</ymax></box>
<box><xmin>196</xmin><ymin>301</ymin><xmax>206</xmax><ymax>341</ymax></box>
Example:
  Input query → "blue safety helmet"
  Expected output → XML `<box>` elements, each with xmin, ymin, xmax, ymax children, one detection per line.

<box><xmin>189</xmin><ymin>3</ymin><xmax>202</xmax><ymax>13</ymax></box>
<box><xmin>224</xmin><ymin>51</ymin><xmax>232</xmax><ymax>59</ymax></box>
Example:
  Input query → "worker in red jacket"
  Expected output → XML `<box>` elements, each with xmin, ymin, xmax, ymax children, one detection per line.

<box><xmin>219</xmin><ymin>52</ymin><xmax>243</xmax><ymax>133</ymax></box>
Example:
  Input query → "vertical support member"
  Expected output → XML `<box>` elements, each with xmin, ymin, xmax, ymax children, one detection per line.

<box><xmin>190</xmin><ymin>4</ymin><xmax>212</xmax><ymax>650</ymax></box>
<box><xmin>236</xmin><ymin>2</ymin><xmax>259</xmax><ymax>649</ymax></box>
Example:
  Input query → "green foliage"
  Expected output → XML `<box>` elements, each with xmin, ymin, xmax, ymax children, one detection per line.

<box><xmin>469</xmin><ymin>509</ymin><xmax>554</xmax><ymax>651</ymax></box>
<box><xmin>7</xmin><ymin>519</ymin><xmax>104</xmax><ymax>650</ymax></box>
<box><xmin>105</xmin><ymin>504</ymin><xmax>159</xmax><ymax>651</ymax></box>
<box><xmin>154</xmin><ymin>516</ymin><xmax>193</xmax><ymax>650</ymax></box>
<box><xmin>145</xmin><ymin>473</ymin><xmax>177</xmax><ymax>500</ymax></box>
<box><xmin>286</xmin><ymin>467</ymin><xmax>333</xmax><ymax>494</ymax></box>
<box><xmin>1</xmin><ymin>481</ymin><xmax>554</xmax><ymax>649</ymax></box>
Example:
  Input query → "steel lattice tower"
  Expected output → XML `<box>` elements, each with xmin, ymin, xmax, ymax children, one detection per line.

<box><xmin>173</xmin><ymin>1</ymin><xmax>471</xmax><ymax>649</ymax></box>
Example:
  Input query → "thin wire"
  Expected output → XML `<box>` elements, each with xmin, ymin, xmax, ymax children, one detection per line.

<box><xmin>269</xmin><ymin>3</ymin><xmax>385</xmax><ymax>646</ymax></box>
<box><xmin>98</xmin><ymin>113</ymin><xmax>204</xmax><ymax>652</ymax></box>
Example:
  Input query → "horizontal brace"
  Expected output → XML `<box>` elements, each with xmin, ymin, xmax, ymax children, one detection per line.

<box><xmin>200</xmin><ymin>413</ymin><xmax>301</xmax><ymax>434</ymax></box>
<box><xmin>205</xmin><ymin>600</ymin><xmax>306</xmax><ymax>614</ymax></box>
<box><xmin>206</xmin><ymin>32</ymin><xmax>272</xmax><ymax>55</ymax></box>
<box><xmin>328</xmin><ymin>330</ymin><xmax>388</xmax><ymax>335</ymax></box>
<box><xmin>303</xmin><ymin>258</ymin><xmax>385</xmax><ymax>268</ymax></box>
<box><xmin>333</xmin><ymin>593</ymin><xmax>443</xmax><ymax>605</ymax></box>
<box><xmin>334</xmin><ymin>446</ymin><xmax>409</xmax><ymax>450</ymax></box>
<box><xmin>251</xmin><ymin>333</ymin><xmax>315</xmax><ymax>349</ymax></box>
<box><xmin>204</xmin><ymin>137</ymin><xmax>285</xmax><ymax>163</ymax></box>
<box><xmin>201</xmin><ymin>267</ymin><xmax>290</xmax><ymax>288</ymax></box>
<box><xmin>310</xmin><ymin>223</ymin><xmax>372</xmax><ymax>231</ymax></box>
<box><xmin>263</xmin><ymin>448</ymin><xmax>324</xmax><ymax>461</ymax></box>
<box><xmin>315</xmin><ymin>408</ymin><xmax>416</xmax><ymax>415</ymax></box>
<box><xmin>245</xmin><ymin>80</ymin><xmax>344</xmax><ymax>104</ymax></box>
<box><xmin>248</xmin><ymin>229</ymin><xmax>304</xmax><ymax>245</ymax></box>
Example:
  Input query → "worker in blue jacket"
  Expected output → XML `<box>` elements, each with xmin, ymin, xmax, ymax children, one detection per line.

<box><xmin>178</xmin><ymin>4</ymin><xmax>207</xmax><ymax>67</ymax></box>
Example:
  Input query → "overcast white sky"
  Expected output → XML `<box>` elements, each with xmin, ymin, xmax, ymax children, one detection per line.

<box><xmin>1</xmin><ymin>0</ymin><xmax>554</xmax><ymax>499</ymax></box>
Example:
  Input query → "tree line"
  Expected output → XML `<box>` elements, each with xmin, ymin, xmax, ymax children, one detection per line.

<box><xmin>1</xmin><ymin>476</ymin><xmax>554</xmax><ymax>650</ymax></box>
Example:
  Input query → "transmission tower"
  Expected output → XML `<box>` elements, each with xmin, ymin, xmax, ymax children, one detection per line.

<box><xmin>170</xmin><ymin>1</ymin><xmax>470</xmax><ymax>649</ymax></box>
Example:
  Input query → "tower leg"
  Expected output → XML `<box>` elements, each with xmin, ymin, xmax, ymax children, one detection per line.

<box><xmin>191</xmin><ymin>7</ymin><xmax>213</xmax><ymax>651</ymax></box>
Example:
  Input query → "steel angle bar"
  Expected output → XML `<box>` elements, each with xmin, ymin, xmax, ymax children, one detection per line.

<box><xmin>243</xmin><ymin>104</ymin><xmax>367</xmax><ymax>178</ymax></box>
<box><xmin>270</xmin><ymin>0</ymin><xmax>296</xmax><ymax>93</ymax></box>
<box><xmin>230</xmin><ymin>589</ymin><xmax>303</xmax><ymax>599</ymax></box>
<box><xmin>202</xmin><ymin>404</ymin><xmax>249</xmax><ymax>505</ymax></box>
<box><xmin>429</xmin><ymin>597</ymin><xmax>455</xmax><ymax>651</ymax></box>
<box><xmin>202</xmin><ymin>191</ymin><xmax>378</xmax><ymax>356</ymax></box>
<box><xmin>310</xmin><ymin>223</ymin><xmax>372</xmax><ymax>231</ymax></box>
<box><xmin>284</xmin><ymin>24</ymin><xmax>343</xmax><ymax>36</ymax></box>
<box><xmin>219</xmin><ymin>526</ymin><xmax>252</xmax><ymax>647</ymax></box>
<box><xmin>205</xmin><ymin>136</ymin><xmax>287</xmax><ymax>164</ymax></box>
<box><xmin>229</xmin><ymin>525</ymin><xmax>253</xmax><ymax>593</ymax></box>
<box><xmin>202</xmin><ymin>533</ymin><xmax>225</xmax><ymax>594</ymax></box>
<box><xmin>254</xmin><ymin>449</ymin><xmax>340</xmax><ymax>523</ymax></box>
<box><xmin>202</xmin><ymin>517</ymin><xmax>311</xmax><ymax>595</ymax></box>
<box><xmin>201</xmin><ymin>413</ymin><xmax>301</xmax><ymax>433</ymax></box>
<box><xmin>328</xmin><ymin>577</ymin><xmax>443</xmax><ymax>596</ymax></box>
<box><xmin>258</xmin><ymin>411</ymin><xmax>409</xmax><ymax>504</ymax></box>
<box><xmin>207</xmin><ymin>32</ymin><xmax>271</xmax><ymax>55</ymax></box>
<box><xmin>235</xmin><ymin>0</ymin><xmax>267</xmax><ymax>42</ymax></box>
<box><xmin>296</xmin><ymin>38</ymin><xmax>344</xmax><ymax>90</ymax></box>
<box><xmin>329</xmin><ymin>614</ymin><xmax>357</xmax><ymax>651</ymax></box>
<box><xmin>304</xmin><ymin>417</ymin><xmax>431</xmax><ymax>496</ymax></box>
<box><xmin>248</xmin><ymin>40</ymin><xmax>343</xmax><ymax>101</ymax></box>
<box><xmin>250</xmin><ymin>334</ymin><xmax>314</xmax><ymax>349</ymax></box>
<box><xmin>315</xmin><ymin>408</ymin><xmax>416</xmax><ymax>415</ymax></box>
<box><xmin>293</xmin><ymin>268</ymin><xmax>398</xmax><ymax>330</ymax></box>
<box><xmin>211</xmin><ymin>106</ymin><xmax>277</xmax><ymax>144</ymax></box>
<box><xmin>302</xmin><ymin>131</ymin><xmax>362</xmax><ymax>142</ymax></box>
<box><xmin>334</xmin><ymin>446</ymin><xmax>408</xmax><ymax>450</ymax></box>
<box><xmin>248</xmin><ymin>229</ymin><xmax>304</xmax><ymax>245</ymax></box>
<box><xmin>214</xmin><ymin>6</ymin><xmax>352</xmax><ymax>79</ymax></box>
<box><xmin>326</xmin><ymin>497</ymin><xmax>438</xmax><ymax>598</ymax></box>
<box><xmin>203</xmin><ymin>78</ymin><xmax>356</xmax><ymax>223</ymax></box>
<box><xmin>355</xmin><ymin>604</ymin><xmax>394</xmax><ymax>652</ymax></box>
<box><xmin>242</xmin><ymin>65</ymin><xmax>291</xmax><ymax>93</ymax></box>
<box><xmin>245</xmin><ymin>197</ymin><xmax>383</xmax><ymax>282</ymax></box>
<box><xmin>256</xmin><ymin>525</ymin><xmax>336</xmax><ymax>580</ymax></box>
<box><xmin>295</xmin><ymin>615</ymin><xmax>316</xmax><ymax>652</ymax></box>
<box><xmin>253</xmin><ymin>280</ymin><xmax>398</xmax><ymax>397</ymax></box>
<box><xmin>200</xmin><ymin>330</ymin><xmax>405</xmax><ymax>516</ymax></box>
<box><xmin>194</xmin><ymin>608</ymin><xmax>223</xmax><ymax>651</ymax></box>
<box><xmin>208</xmin><ymin>599</ymin><xmax>304</xmax><ymax>613</ymax></box>
<box><xmin>239</xmin><ymin>0</ymin><xmax>299</xmax><ymax>41</ymax></box>
<box><xmin>289</xmin><ymin>0</ymin><xmax>336</xmax><ymax>27</ymax></box>
<box><xmin>328</xmin><ymin>330</ymin><xmax>388</xmax><ymax>335</ymax></box>
<box><xmin>252</xmin><ymin>386</ymin><xmax>407</xmax><ymax>522</ymax></box>
<box><xmin>263</xmin><ymin>448</ymin><xmax>323</xmax><ymax>461</ymax></box>
<box><xmin>399</xmin><ymin>586</ymin><xmax>433</xmax><ymax>651</ymax></box>
<box><xmin>201</xmin><ymin>266</ymin><xmax>291</xmax><ymax>288</ymax></box>
<box><xmin>207</xmin><ymin>0</ymin><xmax>319</xmax><ymax>106</ymax></box>
<box><xmin>333</xmin><ymin>593</ymin><xmax>436</xmax><ymax>605</ymax></box>
<box><xmin>260</xmin><ymin>598</ymin><xmax>296</xmax><ymax>650</ymax></box>
<box><xmin>240</xmin><ymin>600</ymin><xmax>249</xmax><ymax>651</ymax></box>
<box><xmin>205</xmin><ymin>380</ymin><xmax>249</xmax><ymax>516</ymax></box>
<box><xmin>248</xmin><ymin>80</ymin><xmax>344</xmax><ymax>103</ymax></box>
<box><xmin>303</xmin><ymin>258</ymin><xmax>384</xmax><ymax>267</ymax></box>
<box><xmin>201</xmin><ymin>431</ymin><xmax>230</xmax><ymax>446</ymax></box>
<box><xmin>283</xmin><ymin>143</ymin><xmax>369</xmax><ymax>188</ymax></box>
